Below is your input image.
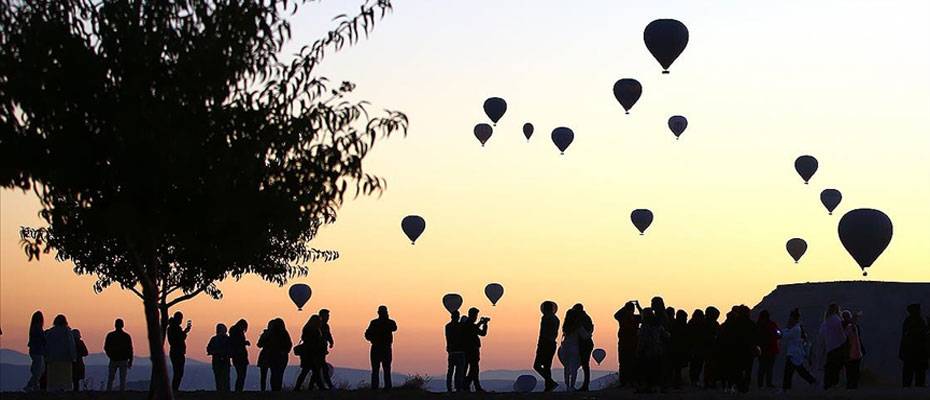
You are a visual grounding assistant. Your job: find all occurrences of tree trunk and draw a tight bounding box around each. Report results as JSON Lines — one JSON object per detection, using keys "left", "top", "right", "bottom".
{"left": 142, "top": 282, "right": 174, "bottom": 400}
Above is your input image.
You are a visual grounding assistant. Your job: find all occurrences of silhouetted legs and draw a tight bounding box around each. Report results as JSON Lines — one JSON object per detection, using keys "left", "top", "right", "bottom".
{"left": 446, "top": 351, "right": 466, "bottom": 392}
{"left": 211, "top": 360, "right": 230, "bottom": 392}
{"left": 170, "top": 354, "right": 185, "bottom": 392}
{"left": 107, "top": 361, "right": 128, "bottom": 391}
{"left": 321, "top": 360, "right": 334, "bottom": 389}
{"left": 757, "top": 355, "right": 774, "bottom": 388}
{"left": 370, "top": 347, "right": 392, "bottom": 390}
{"left": 25, "top": 354, "right": 44, "bottom": 391}
{"left": 845, "top": 359, "right": 860, "bottom": 389}
{"left": 579, "top": 339, "right": 593, "bottom": 391}
{"left": 259, "top": 366, "right": 269, "bottom": 391}
{"left": 270, "top": 362, "right": 286, "bottom": 391}
{"left": 533, "top": 341, "right": 557, "bottom": 391}
{"left": 233, "top": 362, "right": 247, "bottom": 392}
{"left": 823, "top": 346, "right": 845, "bottom": 389}
{"left": 783, "top": 359, "right": 815, "bottom": 390}
{"left": 902, "top": 361, "right": 927, "bottom": 387}
{"left": 294, "top": 367, "right": 310, "bottom": 391}
{"left": 464, "top": 351, "right": 483, "bottom": 391}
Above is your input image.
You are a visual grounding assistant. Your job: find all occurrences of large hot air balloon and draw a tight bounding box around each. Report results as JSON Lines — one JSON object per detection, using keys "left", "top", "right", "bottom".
{"left": 289, "top": 284, "right": 312, "bottom": 310}
{"left": 820, "top": 189, "right": 842, "bottom": 215}
{"left": 644, "top": 19, "right": 689, "bottom": 74}
{"left": 785, "top": 238, "right": 807, "bottom": 263}
{"left": 551, "top": 127, "right": 574, "bottom": 154}
{"left": 401, "top": 215, "right": 426, "bottom": 245}
{"left": 592, "top": 348, "right": 607, "bottom": 365}
{"left": 474, "top": 123, "right": 492, "bottom": 147}
{"left": 668, "top": 115, "right": 688, "bottom": 140}
{"left": 794, "top": 155, "right": 818, "bottom": 184}
{"left": 513, "top": 375, "right": 537, "bottom": 393}
{"left": 613, "top": 79, "right": 642, "bottom": 114}
{"left": 442, "top": 293, "right": 463, "bottom": 313}
{"left": 485, "top": 283, "right": 504, "bottom": 306}
{"left": 523, "top": 123, "right": 534, "bottom": 141}
{"left": 631, "top": 209, "right": 654, "bottom": 235}
{"left": 483, "top": 97, "right": 507, "bottom": 125}
{"left": 838, "top": 209, "right": 893, "bottom": 276}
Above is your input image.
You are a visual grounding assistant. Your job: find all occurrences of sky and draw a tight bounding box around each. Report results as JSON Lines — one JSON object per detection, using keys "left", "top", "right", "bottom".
{"left": 2, "top": 0, "right": 929, "bottom": 374}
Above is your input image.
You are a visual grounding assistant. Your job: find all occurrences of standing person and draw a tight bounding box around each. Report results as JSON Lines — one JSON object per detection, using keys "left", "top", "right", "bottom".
{"left": 257, "top": 320, "right": 274, "bottom": 391}
{"left": 44, "top": 315, "right": 76, "bottom": 392}
{"left": 669, "top": 309, "right": 690, "bottom": 388}
{"left": 462, "top": 307, "right": 490, "bottom": 392}
{"left": 206, "top": 323, "right": 231, "bottom": 392}
{"left": 573, "top": 304, "right": 595, "bottom": 391}
{"left": 445, "top": 310, "right": 466, "bottom": 392}
{"left": 614, "top": 301, "right": 642, "bottom": 388}
{"left": 782, "top": 308, "right": 817, "bottom": 390}
{"left": 819, "top": 303, "right": 847, "bottom": 389}
{"left": 636, "top": 308, "right": 669, "bottom": 394}
{"left": 900, "top": 304, "right": 928, "bottom": 387}
{"left": 686, "top": 309, "right": 706, "bottom": 387}
{"left": 756, "top": 310, "right": 780, "bottom": 388}
{"left": 167, "top": 312, "right": 191, "bottom": 392}
{"left": 104, "top": 318, "right": 133, "bottom": 392}
{"left": 533, "top": 301, "right": 560, "bottom": 392}
{"left": 71, "top": 329, "right": 89, "bottom": 391}
{"left": 364, "top": 305, "right": 397, "bottom": 390}
{"left": 257, "top": 318, "right": 292, "bottom": 391}
{"left": 24, "top": 311, "right": 46, "bottom": 392}
{"left": 559, "top": 308, "right": 585, "bottom": 391}
{"left": 294, "top": 315, "right": 326, "bottom": 391}
{"left": 319, "top": 309, "right": 335, "bottom": 389}
{"left": 702, "top": 306, "right": 721, "bottom": 389}
{"left": 843, "top": 311, "right": 863, "bottom": 389}
{"left": 229, "top": 319, "right": 250, "bottom": 392}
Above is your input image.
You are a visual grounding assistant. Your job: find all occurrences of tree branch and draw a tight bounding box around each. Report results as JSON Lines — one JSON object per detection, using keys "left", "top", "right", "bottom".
{"left": 166, "top": 285, "right": 208, "bottom": 308}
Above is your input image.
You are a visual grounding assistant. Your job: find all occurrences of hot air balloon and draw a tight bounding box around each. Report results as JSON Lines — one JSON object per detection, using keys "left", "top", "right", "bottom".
{"left": 551, "top": 127, "right": 574, "bottom": 154}
{"left": 668, "top": 115, "right": 688, "bottom": 140}
{"left": 289, "top": 284, "right": 312, "bottom": 310}
{"left": 631, "top": 209, "right": 654, "bottom": 235}
{"left": 820, "top": 189, "right": 842, "bottom": 215}
{"left": 644, "top": 19, "right": 689, "bottom": 74}
{"left": 794, "top": 155, "right": 818, "bottom": 184}
{"left": 513, "top": 375, "right": 537, "bottom": 393}
{"left": 485, "top": 283, "right": 504, "bottom": 306}
{"left": 474, "top": 123, "right": 492, "bottom": 147}
{"left": 523, "top": 123, "right": 534, "bottom": 141}
{"left": 839, "top": 209, "right": 893, "bottom": 276}
{"left": 592, "top": 348, "right": 607, "bottom": 365}
{"left": 401, "top": 215, "right": 426, "bottom": 245}
{"left": 442, "top": 293, "right": 463, "bottom": 313}
{"left": 785, "top": 238, "right": 807, "bottom": 263}
{"left": 483, "top": 97, "right": 507, "bottom": 125}
{"left": 613, "top": 79, "right": 642, "bottom": 114}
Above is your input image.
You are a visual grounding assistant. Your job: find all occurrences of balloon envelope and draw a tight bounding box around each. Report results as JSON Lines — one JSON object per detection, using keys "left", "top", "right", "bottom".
{"left": 592, "top": 348, "right": 607, "bottom": 365}
{"left": 551, "top": 127, "right": 574, "bottom": 154}
{"left": 785, "top": 238, "right": 807, "bottom": 263}
{"left": 513, "top": 374, "right": 537, "bottom": 393}
{"left": 794, "top": 155, "right": 818, "bottom": 184}
{"left": 613, "top": 79, "right": 642, "bottom": 114}
{"left": 838, "top": 209, "right": 893, "bottom": 276}
{"left": 668, "top": 115, "right": 688, "bottom": 139}
{"left": 485, "top": 283, "right": 504, "bottom": 306}
{"left": 631, "top": 209, "right": 654, "bottom": 235}
{"left": 288, "top": 284, "right": 312, "bottom": 310}
{"left": 644, "top": 19, "right": 689, "bottom": 73}
{"left": 483, "top": 97, "right": 507, "bottom": 124}
{"left": 442, "top": 293, "right": 463, "bottom": 313}
{"left": 474, "top": 123, "right": 493, "bottom": 147}
{"left": 401, "top": 215, "right": 426, "bottom": 244}
{"left": 523, "top": 123, "right": 534, "bottom": 141}
{"left": 820, "top": 189, "right": 842, "bottom": 215}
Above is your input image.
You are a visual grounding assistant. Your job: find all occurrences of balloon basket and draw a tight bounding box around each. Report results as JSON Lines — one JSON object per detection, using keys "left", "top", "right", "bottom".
{"left": 662, "top": 70, "right": 670, "bottom": 74}
{"left": 625, "top": 111, "right": 630, "bottom": 115}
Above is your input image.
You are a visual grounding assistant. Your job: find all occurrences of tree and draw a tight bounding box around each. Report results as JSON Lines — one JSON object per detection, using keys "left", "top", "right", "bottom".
{"left": 0, "top": 1, "right": 407, "bottom": 398}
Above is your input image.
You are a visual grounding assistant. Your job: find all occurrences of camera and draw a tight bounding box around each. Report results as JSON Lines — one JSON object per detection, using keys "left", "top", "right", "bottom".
{"left": 479, "top": 316, "right": 491, "bottom": 323}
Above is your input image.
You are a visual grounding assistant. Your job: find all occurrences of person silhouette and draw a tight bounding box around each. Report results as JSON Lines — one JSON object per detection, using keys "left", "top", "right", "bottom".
{"left": 755, "top": 309, "right": 780, "bottom": 389}
{"left": 614, "top": 301, "right": 642, "bottom": 388}
{"left": 25, "top": 311, "right": 46, "bottom": 392}
{"left": 843, "top": 310, "right": 863, "bottom": 389}
{"left": 257, "top": 318, "right": 292, "bottom": 391}
{"left": 560, "top": 307, "right": 590, "bottom": 391}
{"left": 206, "top": 323, "right": 231, "bottom": 392}
{"left": 445, "top": 310, "right": 466, "bottom": 392}
{"left": 702, "top": 306, "right": 721, "bottom": 389}
{"left": 636, "top": 308, "right": 669, "bottom": 394}
{"left": 572, "top": 304, "right": 595, "bottom": 391}
{"left": 686, "top": 309, "right": 705, "bottom": 386}
{"left": 229, "top": 319, "right": 250, "bottom": 392}
{"left": 462, "top": 307, "right": 490, "bottom": 392}
{"left": 44, "top": 315, "right": 76, "bottom": 392}
{"left": 533, "top": 301, "right": 560, "bottom": 392}
{"left": 167, "top": 312, "right": 191, "bottom": 392}
{"left": 782, "top": 308, "right": 816, "bottom": 390}
{"left": 294, "top": 315, "right": 326, "bottom": 391}
{"left": 104, "top": 318, "right": 133, "bottom": 392}
{"left": 71, "top": 329, "right": 88, "bottom": 391}
{"left": 319, "top": 309, "right": 335, "bottom": 389}
{"left": 900, "top": 304, "right": 927, "bottom": 387}
{"left": 364, "top": 305, "right": 397, "bottom": 390}
{"left": 819, "top": 303, "right": 846, "bottom": 389}
{"left": 669, "top": 309, "right": 689, "bottom": 388}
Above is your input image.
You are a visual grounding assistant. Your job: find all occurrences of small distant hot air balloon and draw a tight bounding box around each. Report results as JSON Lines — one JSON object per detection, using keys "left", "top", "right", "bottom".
{"left": 592, "top": 348, "right": 607, "bottom": 365}
{"left": 820, "top": 189, "right": 842, "bottom": 215}
{"left": 483, "top": 97, "right": 507, "bottom": 125}
{"left": 474, "top": 123, "right": 493, "bottom": 147}
{"left": 523, "top": 123, "right": 534, "bottom": 141}
{"left": 631, "top": 209, "right": 654, "bottom": 235}
{"left": 485, "top": 283, "right": 504, "bottom": 306}
{"left": 839, "top": 209, "right": 893, "bottom": 277}
{"left": 289, "top": 284, "right": 312, "bottom": 310}
{"left": 794, "top": 155, "right": 818, "bottom": 184}
{"left": 644, "top": 19, "right": 689, "bottom": 74}
{"left": 551, "top": 127, "right": 574, "bottom": 154}
{"left": 613, "top": 79, "right": 642, "bottom": 114}
{"left": 513, "top": 375, "right": 537, "bottom": 393}
{"left": 668, "top": 115, "right": 688, "bottom": 140}
{"left": 442, "top": 293, "right": 463, "bottom": 313}
{"left": 785, "top": 238, "right": 807, "bottom": 263}
{"left": 401, "top": 215, "right": 426, "bottom": 245}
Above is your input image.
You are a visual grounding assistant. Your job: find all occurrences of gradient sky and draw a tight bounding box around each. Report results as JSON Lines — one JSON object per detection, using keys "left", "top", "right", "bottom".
{"left": 2, "top": 0, "right": 929, "bottom": 374}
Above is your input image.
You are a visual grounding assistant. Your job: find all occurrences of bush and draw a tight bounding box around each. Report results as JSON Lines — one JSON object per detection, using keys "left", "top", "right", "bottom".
{"left": 399, "top": 374, "right": 431, "bottom": 391}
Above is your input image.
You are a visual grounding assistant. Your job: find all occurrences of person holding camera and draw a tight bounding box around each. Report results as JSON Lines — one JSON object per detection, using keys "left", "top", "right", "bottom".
{"left": 462, "top": 307, "right": 489, "bottom": 392}
{"left": 167, "top": 312, "right": 192, "bottom": 392}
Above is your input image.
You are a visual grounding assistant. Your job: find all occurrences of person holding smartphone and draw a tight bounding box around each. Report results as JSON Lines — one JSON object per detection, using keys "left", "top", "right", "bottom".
{"left": 167, "top": 312, "right": 192, "bottom": 392}
{"left": 462, "top": 308, "right": 490, "bottom": 392}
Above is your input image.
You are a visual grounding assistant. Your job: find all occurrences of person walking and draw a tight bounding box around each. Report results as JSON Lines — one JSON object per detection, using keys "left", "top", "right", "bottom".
{"left": 229, "top": 319, "right": 250, "bottom": 392}
{"left": 71, "top": 329, "right": 89, "bottom": 391}
{"left": 573, "top": 304, "right": 595, "bottom": 391}
{"left": 44, "top": 315, "right": 76, "bottom": 392}
{"left": 843, "top": 311, "right": 863, "bottom": 389}
{"left": 782, "top": 308, "right": 817, "bottom": 391}
{"left": 206, "top": 323, "right": 231, "bottom": 392}
{"left": 167, "top": 312, "right": 191, "bottom": 392}
{"left": 819, "top": 303, "right": 847, "bottom": 389}
{"left": 104, "top": 319, "right": 133, "bottom": 392}
{"left": 445, "top": 310, "right": 466, "bottom": 392}
{"left": 900, "top": 304, "right": 927, "bottom": 387}
{"left": 294, "top": 315, "right": 326, "bottom": 391}
{"left": 462, "top": 307, "right": 490, "bottom": 392}
{"left": 24, "top": 311, "right": 46, "bottom": 392}
{"left": 533, "top": 301, "right": 560, "bottom": 392}
{"left": 257, "top": 318, "right": 292, "bottom": 391}
{"left": 364, "top": 305, "right": 397, "bottom": 390}
{"left": 756, "top": 310, "right": 780, "bottom": 388}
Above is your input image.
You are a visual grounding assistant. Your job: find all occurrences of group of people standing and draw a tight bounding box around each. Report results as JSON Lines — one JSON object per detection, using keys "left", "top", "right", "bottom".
{"left": 443, "top": 307, "right": 491, "bottom": 392}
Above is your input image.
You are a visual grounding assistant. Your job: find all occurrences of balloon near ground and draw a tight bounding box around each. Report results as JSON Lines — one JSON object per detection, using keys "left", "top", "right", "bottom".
{"left": 401, "top": 215, "right": 426, "bottom": 244}
{"left": 551, "top": 127, "right": 574, "bottom": 154}
{"left": 820, "top": 189, "right": 842, "bottom": 215}
{"left": 442, "top": 293, "right": 463, "bottom": 313}
{"left": 631, "top": 209, "right": 654, "bottom": 235}
{"left": 592, "top": 348, "right": 607, "bottom": 365}
{"left": 483, "top": 97, "right": 507, "bottom": 125}
{"left": 785, "top": 238, "right": 807, "bottom": 264}
{"left": 644, "top": 19, "right": 689, "bottom": 74}
{"left": 668, "top": 115, "right": 688, "bottom": 139}
{"left": 613, "top": 79, "right": 642, "bottom": 114}
{"left": 485, "top": 283, "right": 504, "bottom": 306}
{"left": 288, "top": 284, "right": 312, "bottom": 311}
{"left": 794, "top": 155, "right": 818, "bottom": 184}
{"left": 838, "top": 209, "right": 893, "bottom": 277}
{"left": 474, "top": 123, "right": 493, "bottom": 147}
{"left": 513, "top": 374, "right": 537, "bottom": 393}
{"left": 523, "top": 122, "right": 534, "bottom": 141}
